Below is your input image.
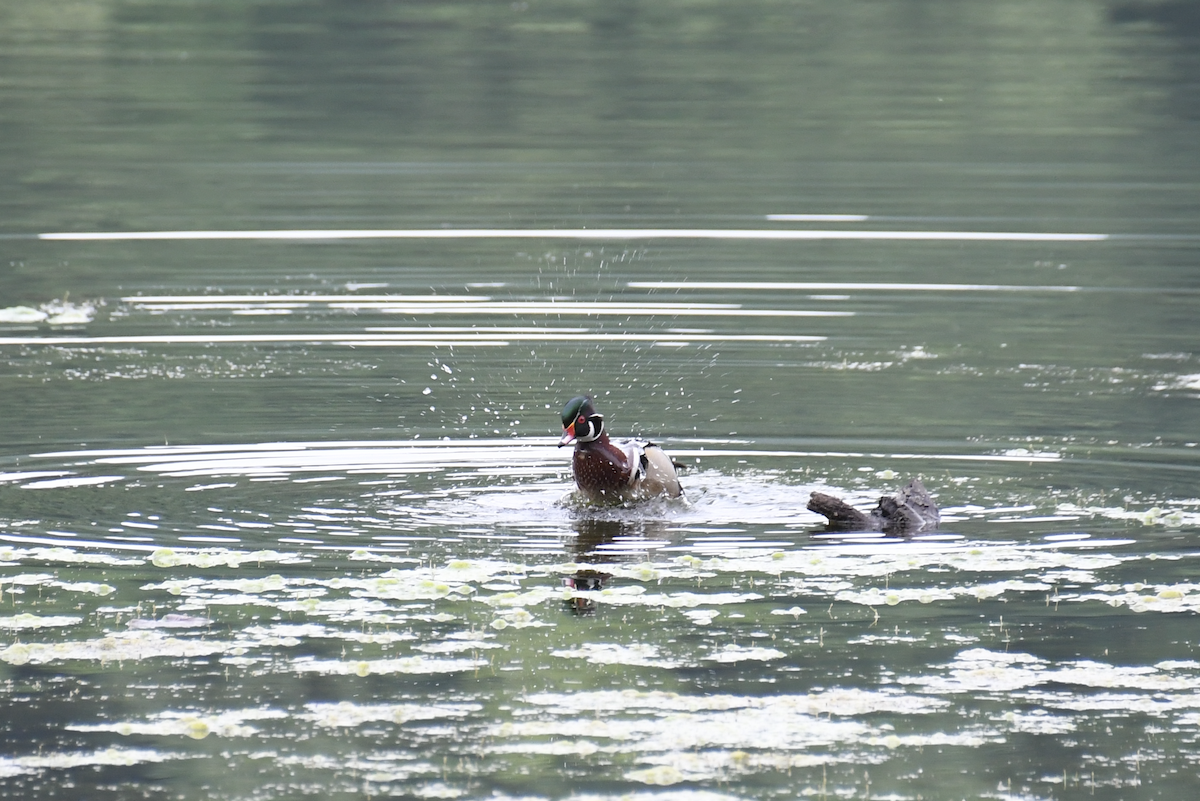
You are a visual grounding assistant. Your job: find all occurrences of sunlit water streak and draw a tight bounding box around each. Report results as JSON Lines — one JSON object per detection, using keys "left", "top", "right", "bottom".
{"left": 633, "top": 280, "right": 1088, "bottom": 292}
{"left": 630, "top": 280, "right": 1200, "bottom": 294}
{"left": 118, "top": 294, "right": 850, "bottom": 317}
{"left": 36, "top": 228, "right": 1111, "bottom": 241}
{"left": 765, "top": 214, "right": 870, "bottom": 222}
{"left": 0, "top": 293, "right": 842, "bottom": 349}
{"left": 0, "top": 332, "right": 824, "bottom": 347}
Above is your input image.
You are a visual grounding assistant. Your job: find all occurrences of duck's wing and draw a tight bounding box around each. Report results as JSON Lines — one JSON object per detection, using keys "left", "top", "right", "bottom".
{"left": 621, "top": 439, "right": 683, "bottom": 499}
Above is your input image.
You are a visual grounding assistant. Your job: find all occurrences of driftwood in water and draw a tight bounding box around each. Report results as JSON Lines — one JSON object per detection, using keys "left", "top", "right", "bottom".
{"left": 807, "top": 478, "right": 940, "bottom": 536}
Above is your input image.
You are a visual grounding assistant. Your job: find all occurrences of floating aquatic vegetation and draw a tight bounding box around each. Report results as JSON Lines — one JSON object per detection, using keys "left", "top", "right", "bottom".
{"left": 0, "top": 747, "right": 182, "bottom": 779}
{"left": 0, "top": 546, "right": 142, "bottom": 566}
{"left": 634, "top": 540, "right": 1133, "bottom": 587}
{"left": 358, "top": 767, "right": 451, "bottom": 789}
{"left": 141, "top": 577, "right": 204, "bottom": 595}
{"left": 992, "top": 709, "right": 1078, "bottom": 735}
{"left": 479, "top": 587, "right": 562, "bottom": 608}
{"left": 292, "top": 654, "right": 487, "bottom": 676}
{"left": 1046, "top": 661, "right": 1200, "bottom": 692}
{"left": 520, "top": 689, "right": 950, "bottom": 718}
{"left": 835, "top": 586, "right": 955, "bottom": 607}
{"left": 55, "top": 580, "right": 116, "bottom": 596}
{"left": 301, "top": 701, "right": 482, "bottom": 729}
{"left": 126, "top": 613, "right": 213, "bottom": 629}
{"left": 565, "top": 793, "right": 745, "bottom": 801}
{"left": 625, "top": 766, "right": 689, "bottom": 786}
{"left": 149, "top": 547, "right": 304, "bottom": 568}
{"left": 556, "top": 586, "right": 763, "bottom": 610}
{"left": 1070, "top": 582, "right": 1200, "bottom": 614}
{"left": 834, "top": 578, "right": 1054, "bottom": 608}
{"left": 199, "top": 574, "right": 291, "bottom": 593}
{"left": 862, "top": 731, "right": 993, "bottom": 750}
{"left": 0, "top": 631, "right": 238, "bottom": 666}
{"left": 682, "top": 608, "right": 720, "bottom": 625}
{"left": 407, "top": 781, "right": 467, "bottom": 798}
{"left": 415, "top": 637, "right": 502, "bottom": 654}
{"left": 488, "top": 606, "right": 550, "bottom": 629}
{"left": 488, "top": 703, "right": 878, "bottom": 770}
{"left": 899, "top": 649, "right": 1200, "bottom": 696}
{"left": 68, "top": 708, "right": 288, "bottom": 740}
{"left": 0, "top": 572, "right": 56, "bottom": 593}
{"left": 272, "top": 596, "right": 407, "bottom": 622}
{"left": 705, "top": 644, "right": 786, "bottom": 663}
{"left": 0, "top": 573, "right": 115, "bottom": 596}
{"left": 847, "top": 632, "right": 927, "bottom": 645}
{"left": 633, "top": 750, "right": 839, "bottom": 785}
{"left": 0, "top": 613, "right": 82, "bottom": 630}
{"left": 898, "top": 649, "right": 1049, "bottom": 694}
{"left": 1056, "top": 502, "right": 1196, "bottom": 527}
{"left": 550, "top": 642, "right": 684, "bottom": 669}
{"left": 240, "top": 622, "right": 416, "bottom": 647}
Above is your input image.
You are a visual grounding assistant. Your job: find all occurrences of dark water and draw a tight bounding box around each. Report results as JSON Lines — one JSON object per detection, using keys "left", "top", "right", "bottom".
{"left": 2, "top": 2, "right": 1200, "bottom": 799}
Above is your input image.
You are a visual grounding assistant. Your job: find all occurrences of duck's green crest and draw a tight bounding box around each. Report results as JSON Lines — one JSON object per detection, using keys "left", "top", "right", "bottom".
{"left": 561, "top": 395, "right": 595, "bottom": 427}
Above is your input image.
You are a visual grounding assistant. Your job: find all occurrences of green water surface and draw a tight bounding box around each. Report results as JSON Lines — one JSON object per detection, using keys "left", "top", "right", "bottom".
{"left": 2, "top": 2, "right": 1200, "bottom": 799}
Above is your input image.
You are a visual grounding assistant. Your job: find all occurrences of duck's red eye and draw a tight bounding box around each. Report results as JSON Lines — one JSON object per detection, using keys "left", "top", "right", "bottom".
{"left": 577, "top": 415, "right": 586, "bottom": 425}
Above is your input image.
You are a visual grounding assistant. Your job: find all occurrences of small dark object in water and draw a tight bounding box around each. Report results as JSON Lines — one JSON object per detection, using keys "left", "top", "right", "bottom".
{"left": 807, "top": 478, "right": 940, "bottom": 536}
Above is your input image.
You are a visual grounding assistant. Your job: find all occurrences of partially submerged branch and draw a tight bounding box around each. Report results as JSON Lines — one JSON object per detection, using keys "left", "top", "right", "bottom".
{"left": 808, "top": 478, "right": 940, "bottom": 536}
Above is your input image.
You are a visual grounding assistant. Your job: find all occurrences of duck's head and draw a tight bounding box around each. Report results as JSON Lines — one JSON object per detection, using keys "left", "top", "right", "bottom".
{"left": 559, "top": 395, "right": 604, "bottom": 447}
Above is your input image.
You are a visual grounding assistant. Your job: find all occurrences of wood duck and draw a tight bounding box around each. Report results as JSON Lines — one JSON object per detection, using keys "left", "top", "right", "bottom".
{"left": 558, "top": 395, "right": 683, "bottom": 505}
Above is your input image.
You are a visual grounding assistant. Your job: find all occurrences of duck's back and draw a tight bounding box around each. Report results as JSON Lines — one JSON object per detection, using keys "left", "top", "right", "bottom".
{"left": 637, "top": 443, "right": 683, "bottom": 499}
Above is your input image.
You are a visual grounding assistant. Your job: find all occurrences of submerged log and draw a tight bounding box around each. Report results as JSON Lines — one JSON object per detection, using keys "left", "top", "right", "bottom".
{"left": 807, "top": 478, "right": 940, "bottom": 536}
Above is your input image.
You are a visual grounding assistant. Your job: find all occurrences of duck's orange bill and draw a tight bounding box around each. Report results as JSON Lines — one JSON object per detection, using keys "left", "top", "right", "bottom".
{"left": 558, "top": 423, "right": 577, "bottom": 447}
